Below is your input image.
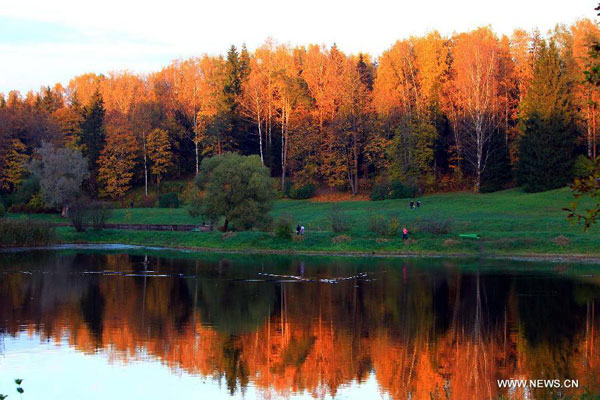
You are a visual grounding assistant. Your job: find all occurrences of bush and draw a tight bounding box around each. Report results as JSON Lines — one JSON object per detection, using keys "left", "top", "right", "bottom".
{"left": 368, "top": 213, "right": 401, "bottom": 236}
{"left": 158, "top": 192, "right": 179, "bottom": 208}
{"left": 388, "top": 180, "right": 416, "bottom": 199}
{"left": 88, "top": 201, "right": 113, "bottom": 231}
{"left": 6, "top": 176, "right": 40, "bottom": 208}
{"left": 0, "top": 219, "right": 55, "bottom": 247}
{"left": 415, "top": 215, "right": 454, "bottom": 234}
{"left": 289, "top": 183, "right": 315, "bottom": 199}
{"left": 274, "top": 214, "right": 294, "bottom": 240}
{"left": 332, "top": 235, "right": 351, "bottom": 243}
{"left": 328, "top": 204, "right": 350, "bottom": 233}
{"left": 7, "top": 203, "right": 27, "bottom": 213}
{"left": 370, "top": 180, "right": 415, "bottom": 200}
{"left": 368, "top": 214, "right": 388, "bottom": 235}
{"left": 181, "top": 182, "right": 201, "bottom": 205}
{"left": 386, "top": 216, "right": 401, "bottom": 236}
{"left": 187, "top": 194, "right": 203, "bottom": 218}
{"left": 370, "top": 183, "right": 389, "bottom": 201}
{"left": 69, "top": 199, "right": 89, "bottom": 232}
{"left": 138, "top": 194, "right": 158, "bottom": 208}
{"left": 69, "top": 200, "right": 113, "bottom": 231}
{"left": 573, "top": 155, "right": 594, "bottom": 179}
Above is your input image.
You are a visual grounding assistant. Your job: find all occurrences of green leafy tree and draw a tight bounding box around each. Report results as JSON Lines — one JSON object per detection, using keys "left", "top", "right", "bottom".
{"left": 517, "top": 41, "right": 577, "bottom": 192}
{"left": 566, "top": 157, "right": 600, "bottom": 230}
{"left": 388, "top": 118, "right": 437, "bottom": 191}
{"left": 195, "top": 153, "right": 274, "bottom": 231}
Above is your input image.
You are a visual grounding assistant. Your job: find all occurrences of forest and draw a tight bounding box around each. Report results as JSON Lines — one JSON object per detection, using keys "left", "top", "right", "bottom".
{"left": 1, "top": 21, "right": 600, "bottom": 206}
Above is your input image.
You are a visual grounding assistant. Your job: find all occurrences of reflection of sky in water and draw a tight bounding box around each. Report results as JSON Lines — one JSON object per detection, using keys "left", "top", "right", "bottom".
{"left": 0, "top": 334, "right": 388, "bottom": 400}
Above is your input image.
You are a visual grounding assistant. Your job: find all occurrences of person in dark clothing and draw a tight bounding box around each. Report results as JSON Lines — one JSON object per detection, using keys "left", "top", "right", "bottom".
{"left": 410, "top": 201, "right": 414, "bottom": 209}
{"left": 417, "top": 201, "right": 421, "bottom": 208}
{"left": 130, "top": 201, "right": 134, "bottom": 208}
{"left": 296, "top": 225, "right": 301, "bottom": 235}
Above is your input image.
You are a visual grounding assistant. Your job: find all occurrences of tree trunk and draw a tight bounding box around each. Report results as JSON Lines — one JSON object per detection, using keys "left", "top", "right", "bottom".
{"left": 280, "top": 106, "right": 288, "bottom": 192}
{"left": 223, "top": 217, "right": 229, "bottom": 232}
{"left": 143, "top": 130, "right": 148, "bottom": 196}
{"left": 195, "top": 139, "right": 199, "bottom": 175}
{"left": 257, "top": 101, "right": 264, "bottom": 164}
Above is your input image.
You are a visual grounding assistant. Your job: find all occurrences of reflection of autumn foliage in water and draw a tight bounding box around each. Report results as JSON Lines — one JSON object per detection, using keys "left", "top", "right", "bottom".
{"left": 0, "top": 252, "right": 599, "bottom": 399}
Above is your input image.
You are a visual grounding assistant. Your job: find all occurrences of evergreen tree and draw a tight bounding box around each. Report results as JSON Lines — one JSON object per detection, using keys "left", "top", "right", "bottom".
{"left": 517, "top": 41, "right": 578, "bottom": 192}
{"left": 221, "top": 44, "right": 252, "bottom": 153}
{"left": 80, "top": 90, "right": 106, "bottom": 196}
{"left": 480, "top": 130, "right": 512, "bottom": 192}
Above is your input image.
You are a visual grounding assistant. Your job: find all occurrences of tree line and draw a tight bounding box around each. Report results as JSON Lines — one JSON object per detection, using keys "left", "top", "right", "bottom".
{"left": 1, "top": 21, "right": 600, "bottom": 204}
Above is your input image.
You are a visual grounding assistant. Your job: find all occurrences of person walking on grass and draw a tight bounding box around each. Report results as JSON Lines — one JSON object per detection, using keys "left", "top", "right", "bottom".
{"left": 402, "top": 227, "right": 408, "bottom": 240}
{"left": 300, "top": 225, "right": 305, "bottom": 235}
{"left": 296, "top": 225, "right": 301, "bottom": 235}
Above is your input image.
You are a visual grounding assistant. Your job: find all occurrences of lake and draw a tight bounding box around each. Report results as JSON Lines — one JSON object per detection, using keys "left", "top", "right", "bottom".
{"left": 0, "top": 246, "right": 598, "bottom": 399}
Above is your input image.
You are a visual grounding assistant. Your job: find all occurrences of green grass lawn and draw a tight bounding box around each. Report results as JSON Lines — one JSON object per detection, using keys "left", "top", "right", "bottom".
{"left": 7, "top": 187, "right": 600, "bottom": 257}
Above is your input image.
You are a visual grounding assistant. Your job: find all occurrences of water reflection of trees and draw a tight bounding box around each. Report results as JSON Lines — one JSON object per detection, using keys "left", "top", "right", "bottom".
{"left": 0, "top": 252, "right": 599, "bottom": 399}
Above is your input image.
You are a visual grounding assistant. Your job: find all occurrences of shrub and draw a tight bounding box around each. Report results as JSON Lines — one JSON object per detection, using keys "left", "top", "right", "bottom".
{"left": 388, "top": 180, "right": 416, "bottom": 199}
{"left": 69, "top": 199, "right": 90, "bottom": 232}
{"left": 0, "top": 219, "right": 55, "bottom": 247}
{"left": 289, "top": 183, "right": 315, "bottom": 199}
{"left": 416, "top": 215, "right": 454, "bottom": 234}
{"left": 274, "top": 214, "right": 294, "bottom": 240}
{"left": 187, "top": 194, "right": 203, "bottom": 218}
{"left": 386, "top": 216, "right": 401, "bottom": 236}
{"left": 552, "top": 235, "right": 570, "bottom": 246}
{"left": 368, "top": 214, "right": 388, "bottom": 235}
{"left": 573, "top": 155, "right": 594, "bottom": 178}
{"left": 332, "top": 235, "right": 351, "bottom": 243}
{"left": 368, "top": 213, "right": 401, "bottom": 236}
{"left": 6, "top": 176, "right": 40, "bottom": 208}
{"left": 138, "top": 194, "right": 158, "bottom": 208}
{"left": 23, "top": 193, "right": 49, "bottom": 213}
{"left": 158, "top": 192, "right": 179, "bottom": 208}
{"left": 328, "top": 204, "right": 350, "bottom": 233}
{"left": 88, "top": 201, "right": 113, "bottom": 231}
{"left": 370, "top": 183, "right": 389, "bottom": 201}
{"left": 7, "top": 203, "right": 27, "bottom": 213}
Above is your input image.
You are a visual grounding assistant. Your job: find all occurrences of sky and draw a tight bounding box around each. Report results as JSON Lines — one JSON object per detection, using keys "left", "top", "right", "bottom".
{"left": 0, "top": 0, "right": 596, "bottom": 95}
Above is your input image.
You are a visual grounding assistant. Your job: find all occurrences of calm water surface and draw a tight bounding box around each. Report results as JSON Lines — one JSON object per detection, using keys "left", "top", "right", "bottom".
{"left": 0, "top": 248, "right": 599, "bottom": 399}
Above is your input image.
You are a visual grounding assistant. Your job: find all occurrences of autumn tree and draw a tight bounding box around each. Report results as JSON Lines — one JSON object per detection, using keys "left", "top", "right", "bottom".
{"left": 147, "top": 128, "right": 173, "bottom": 192}
{"left": 98, "top": 124, "right": 138, "bottom": 199}
{"left": 0, "top": 138, "right": 28, "bottom": 192}
{"left": 449, "top": 28, "right": 504, "bottom": 192}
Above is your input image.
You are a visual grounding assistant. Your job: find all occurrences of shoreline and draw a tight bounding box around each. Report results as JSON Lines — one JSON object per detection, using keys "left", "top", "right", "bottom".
{"left": 3, "top": 241, "right": 600, "bottom": 264}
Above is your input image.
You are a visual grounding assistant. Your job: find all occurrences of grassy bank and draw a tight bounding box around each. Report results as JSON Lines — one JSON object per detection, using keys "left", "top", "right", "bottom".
{"left": 8, "top": 187, "right": 597, "bottom": 257}
{"left": 0, "top": 219, "right": 56, "bottom": 247}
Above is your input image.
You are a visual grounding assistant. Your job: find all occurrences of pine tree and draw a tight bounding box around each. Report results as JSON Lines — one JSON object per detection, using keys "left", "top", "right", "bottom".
{"left": 80, "top": 90, "right": 106, "bottom": 196}
{"left": 517, "top": 41, "right": 578, "bottom": 192}
{"left": 480, "top": 130, "right": 512, "bottom": 192}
